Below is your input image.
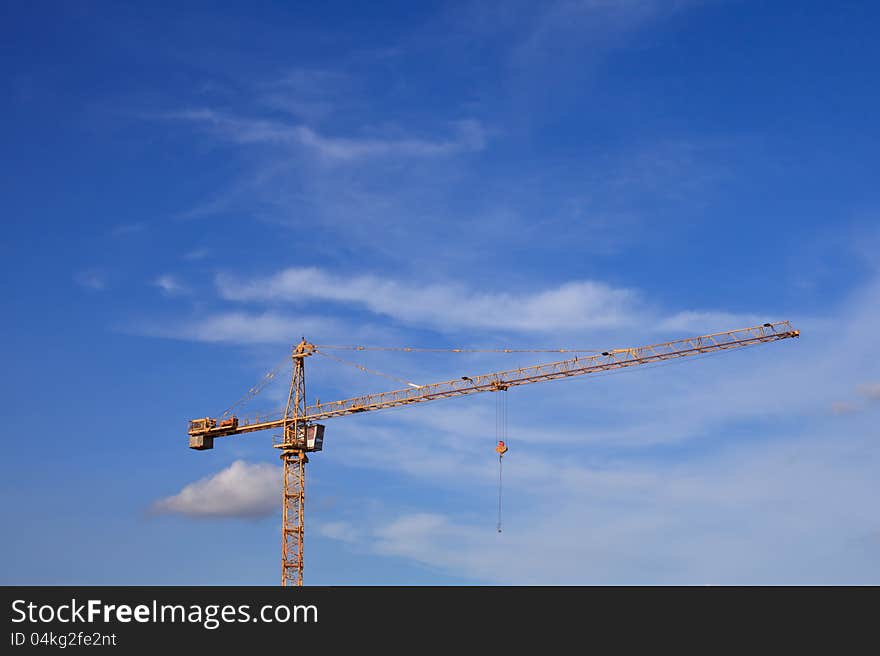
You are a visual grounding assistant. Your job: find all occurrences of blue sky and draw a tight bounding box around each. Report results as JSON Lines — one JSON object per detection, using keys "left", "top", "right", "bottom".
{"left": 2, "top": 1, "right": 879, "bottom": 584}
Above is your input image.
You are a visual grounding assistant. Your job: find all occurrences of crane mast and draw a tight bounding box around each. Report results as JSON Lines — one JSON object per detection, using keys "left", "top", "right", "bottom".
{"left": 279, "top": 339, "right": 312, "bottom": 587}
{"left": 187, "top": 321, "right": 800, "bottom": 586}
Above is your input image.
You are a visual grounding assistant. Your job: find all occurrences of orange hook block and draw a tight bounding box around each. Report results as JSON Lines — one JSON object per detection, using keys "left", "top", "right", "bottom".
{"left": 496, "top": 440, "right": 508, "bottom": 456}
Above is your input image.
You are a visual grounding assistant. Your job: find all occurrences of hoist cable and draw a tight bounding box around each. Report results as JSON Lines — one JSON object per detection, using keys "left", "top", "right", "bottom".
{"left": 498, "top": 453, "right": 504, "bottom": 534}
{"left": 496, "top": 389, "right": 507, "bottom": 533}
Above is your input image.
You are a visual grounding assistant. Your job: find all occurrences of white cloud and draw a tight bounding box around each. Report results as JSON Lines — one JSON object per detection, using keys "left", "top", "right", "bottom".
{"left": 164, "top": 110, "right": 486, "bottom": 161}
{"left": 154, "top": 274, "right": 187, "bottom": 296}
{"left": 372, "top": 513, "right": 459, "bottom": 559}
{"left": 316, "top": 521, "right": 360, "bottom": 543}
{"left": 217, "top": 267, "right": 765, "bottom": 335}
{"left": 138, "top": 311, "right": 336, "bottom": 344}
{"left": 152, "top": 460, "right": 281, "bottom": 518}
{"left": 218, "top": 268, "right": 637, "bottom": 332}
{"left": 295, "top": 120, "right": 486, "bottom": 160}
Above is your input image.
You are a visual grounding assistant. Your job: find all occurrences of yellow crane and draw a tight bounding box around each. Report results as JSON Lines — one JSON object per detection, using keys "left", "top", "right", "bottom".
{"left": 187, "top": 321, "right": 799, "bottom": 586}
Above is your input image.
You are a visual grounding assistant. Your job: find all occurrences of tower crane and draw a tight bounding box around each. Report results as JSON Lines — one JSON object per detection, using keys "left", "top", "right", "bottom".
{"left": 187, "top": 321, "right": 799, "bottom": 586}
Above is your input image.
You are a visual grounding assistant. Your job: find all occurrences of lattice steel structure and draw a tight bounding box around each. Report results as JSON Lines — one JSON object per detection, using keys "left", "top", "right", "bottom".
{"left": 278, "top": 340, "right": 312, "bottom": 586}
{"left": 188, "top": 321, "right": 800, "bottom": 586}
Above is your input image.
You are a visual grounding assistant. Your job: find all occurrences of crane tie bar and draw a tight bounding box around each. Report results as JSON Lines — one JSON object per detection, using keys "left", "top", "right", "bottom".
{"left": 315, "top": 345, "right": 600, "bottom": 353}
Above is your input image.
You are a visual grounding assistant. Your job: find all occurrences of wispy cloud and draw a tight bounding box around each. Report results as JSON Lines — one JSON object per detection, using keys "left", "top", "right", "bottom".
{"left": 74, "top": 269, "right": 107, "bottom": 291}
{"left": 316, "top": 521, "right": 361, "bottom": 543}
{"left": 182, "top": 247, "right": 210, "bottom": 261}
{"left": 164, "top": 109, "right": 487, "bottom": 162}
{"left": 152, "top": 460, "right": 280, "bottom": 518}
{"left": 154, "top": 62, "right": 730, "bottom": 274}
{"left": 511, "top": 0, "right": 703, "bottom": 65}
{"left": 111, "top": 222, "right": 146, "bottom": 237}
{"left": 136, "top": 311, "right": 337, "bottom": 344}
{"left": 153, "top": 274, "right": 188, "bottom": 296}
{"left": 495, "top": 0, "right": 707, "bottom": 117}
{"left": 256, "top": 68, "right": 347, "bottom": 121}
{"left": 216, "top": 267, "right": 764, "bottom": 335}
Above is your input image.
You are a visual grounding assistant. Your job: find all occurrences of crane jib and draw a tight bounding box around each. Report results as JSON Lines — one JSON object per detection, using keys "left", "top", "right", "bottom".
{"left": 188, "top": 322, "right": 799, "bottom": 440}
{"left": 303, "top": 327, "right": 798, "bottom": 420}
